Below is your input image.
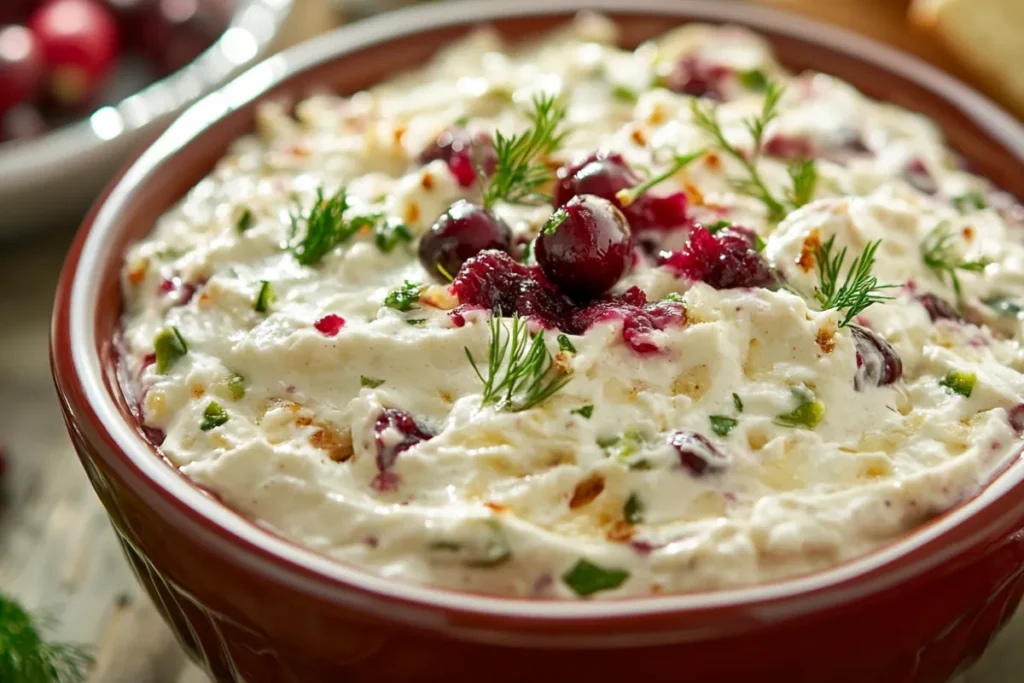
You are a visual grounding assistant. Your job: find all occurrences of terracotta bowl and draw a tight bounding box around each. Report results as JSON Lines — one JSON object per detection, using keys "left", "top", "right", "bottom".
{"left": 50, "top": 2, "right": 1024, "bottom": 681}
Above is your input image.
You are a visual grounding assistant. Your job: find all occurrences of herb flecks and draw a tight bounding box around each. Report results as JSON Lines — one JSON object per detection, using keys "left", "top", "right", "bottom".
{"left": 774, "top": 385, "right": 825, "bottom": 430}
{"left": 0, "top": 593, "right": 93, "bottom": 683}
{"left": 254, "top": 280, "right": 275, "bottom": 313}
{"left": 922, "top": 224, "right": 989, "bottom": 302}
{"left": 690, "top": 81, "right": 817, "bottom": 222}
{"left": 572, "top": 405, "right": 594, "bottom": 419}
{"left": 814, "top": 236, "right": 896, "bottom": 327}
{"left": 154, "top": 327, "right": 188, "bottom": 374}
{"left": 563, "top": 559, "right": 630, "bottom": 597}
{"left": 384, "top": 280, "right": 423, "bottom": 312}
{"left": 940, "top": 370, "right": 976, "bottom": 398}
{"left": 709, "top": 415, "right": 738, "bottom": 437}
{"left": 200, "top": 402, "right": 229, "bottom": 431}
{"left": 482, "top": 94, "right": 568, "bottom": 208}
{"left": 227, "top": 373, "right": 246, "bottom": 400}
{"left": 236, "top": 208, "right": 255, "bottom": 233}
{"left": 361, "top": 376, "right": 385, "bottom": 389}
{"left": 466, "top": 314, "right": 573, "bottom": 413}
{"left": 291, "top": 188, "right": 407, "bottom": 266}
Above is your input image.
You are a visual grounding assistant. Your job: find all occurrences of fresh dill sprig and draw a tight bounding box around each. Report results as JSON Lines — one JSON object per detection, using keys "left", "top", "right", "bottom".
{"left": 0, "top": 594, "right": 93, "bottom": 683}
{"left": 814, "top": 236, "right": 897, "bottom": 327}
{"left": 615, "top": 148, "right": 706, "bottom": 208}
{"left": 921, "top": 223, "right": 989, "bottom": 301}
{"left": 466, "top": 314, "right": 573, "bottom": 412}
{"left": 290, "top": 188, "right": 410, "bottom": 265}
{"left": 690, "top": 82, "right": 817, "bottom": 222}
{"left": 481, "top": 94, "right": 568, "bottom": 208}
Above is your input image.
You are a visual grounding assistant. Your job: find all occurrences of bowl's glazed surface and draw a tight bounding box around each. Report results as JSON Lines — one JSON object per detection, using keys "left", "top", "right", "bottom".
{"left": 51, "top": 2, "right": 1024, "bottom": 681}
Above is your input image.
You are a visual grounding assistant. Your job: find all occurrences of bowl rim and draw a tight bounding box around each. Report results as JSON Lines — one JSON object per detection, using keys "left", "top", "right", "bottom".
{"left": 53, "top": 0, "right": 1024, "bottom": 635}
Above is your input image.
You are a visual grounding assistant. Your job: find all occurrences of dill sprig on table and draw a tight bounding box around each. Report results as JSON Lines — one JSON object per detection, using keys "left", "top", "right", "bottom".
{"left": 0, "top": 594, "right": 92, "bottom": 683}
{"left": 814, "top": 236, "right": 897, "bottom": 327}
{"left": 690, "top": 81, "right": 817, "bottom": 222}
{"left": 290, "top": 188, "right": 411, "bottom": 266}
{"left": 481, "top": 94, "right": 568, "bottom": 208}
{"left": 921, "top": 223, "right": 989, "bottom": 302}
{"left": 466, "top": 314, "right": 573, "bottom": 412}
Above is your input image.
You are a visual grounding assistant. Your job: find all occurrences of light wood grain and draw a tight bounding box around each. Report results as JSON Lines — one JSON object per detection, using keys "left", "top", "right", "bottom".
{"left": 0, "top": 2, "right": 1020, "bottom": 682}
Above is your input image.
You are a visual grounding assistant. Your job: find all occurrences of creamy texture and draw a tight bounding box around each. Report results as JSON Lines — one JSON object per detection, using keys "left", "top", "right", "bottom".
{"left": 120, "top": 15, "right": 1024, "bottom": 598}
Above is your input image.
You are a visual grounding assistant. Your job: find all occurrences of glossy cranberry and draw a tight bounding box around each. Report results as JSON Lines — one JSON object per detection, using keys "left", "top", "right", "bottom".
{"left": 669, "top": 431, "right": 729, "bottom": 476}
{"left": 419, "top": 127, "right": 497, "bottom": 188}
{"left": 30, "top": 0, "right": 119, "bottom": 107}
{"left": 419, "top": 200, "right": 512, "bottom": 281}
{"left": 1008, "top": 405, "right": 1024, "bottom": 436}
{"left": 663, "top": 56, "right": 733, "bottom": 100}
{"left": 373, "top": 408, "right": 433, "bottom": 491}
{"left": 763, "top": 134, "right": 814, "bottom": 160}
{"left": 313, "top": 314, "right": 345, "bottom": 337}
{"left": 917, "top": 292, "right": 961, "bottom": 322}
{"left": 0, "top": 103, "right": 46, "bottom": 142}
{"left": 0, "top": 25, "right": 44, "bottom": 112}
{"left": 535, "top": 194, "right": 633, "bottom": 301}
{"left": 137, "top": 0, "right": 226, "bottom": 74}
{"left": 451, "top": 251, "right": 685, "bottom": 353}
{"left": 850, "top": 324, "right": 902, "bottom": 390}
{"left": 554, "top": 151, "right": 691, "bottom": 232}
{"left": 658, "top": 225, "right": 777, "bottom": 289}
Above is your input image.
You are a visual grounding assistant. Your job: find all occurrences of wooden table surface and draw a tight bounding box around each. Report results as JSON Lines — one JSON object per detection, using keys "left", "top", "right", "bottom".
{"left": 1, "top": 2, "right": 1021, "bottom": 682}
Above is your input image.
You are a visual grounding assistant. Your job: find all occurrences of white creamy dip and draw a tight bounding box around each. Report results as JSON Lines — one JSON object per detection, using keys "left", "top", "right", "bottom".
{"left": 120, "top": 15, "right": 1024, "bottom": 598}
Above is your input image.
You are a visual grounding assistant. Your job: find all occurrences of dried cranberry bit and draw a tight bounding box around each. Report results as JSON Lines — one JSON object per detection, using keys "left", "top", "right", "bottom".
{"left": 664, "top": 56, "right": 733, "bottom": 101}
{"left": 658, "top": 225, "right": 777, "bottom": 289}
{"left": 314, "top": 314, "right": 345, "bottom": 337}
{"left": 535, "top": 194, "right": 634, "bottom": 301}
{"left": 669, "top": 431, "right": 729, "bottom": 476}
{"left": 1008, "top": 405, "right": 1024, "bottom": 436}
{"left": 850, "top": 324, "right": 902, "bottom": 389}
{"left": 763, "top": 134, "right": 814, "bottom": 160}
{"left": 373, "top": 408, "right": 433, "bottom": 475}
{"left": 917, "top": 292, "right": 961, "bottom": 322}
{"left": 418, "top": 200, "right": 512, "bottom": 282}
{"left": 419, "top": 127, "right": 497, "bottom": 188}
{"left": 904, "top": 159, "right": 938, "bottom": 195}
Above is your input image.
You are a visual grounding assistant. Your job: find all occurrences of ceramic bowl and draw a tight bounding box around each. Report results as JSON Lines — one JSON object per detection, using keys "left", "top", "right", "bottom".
{"left": 50, "top": 2, "right": 1024, "bottom": 681}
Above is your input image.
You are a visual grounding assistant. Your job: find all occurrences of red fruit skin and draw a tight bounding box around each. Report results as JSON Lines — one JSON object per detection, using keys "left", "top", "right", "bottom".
{"left": 0, "top": 25, "right": 44, "bottom": 112}
{"left": 136, "top": 0, "right": 227, "bottom": 75}
{"left": 420, "top": 127, "right": 497, "bottom": 188}
{"left": 418, "top": 200, "right": 512, "bottom": 281}
{"left": 30, "top": 0, "right": 119, "bottom": 107}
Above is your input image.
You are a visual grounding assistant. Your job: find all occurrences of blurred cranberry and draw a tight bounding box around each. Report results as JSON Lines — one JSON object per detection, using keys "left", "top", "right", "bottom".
{"left": 102, "top": 0, "right": 153, "bottom": 37}
{"left": 0, "top": 103, "right": 47, "bottom": 142}
{"left": 30, "top": 0, "right": 119, "bottom": 108}
{"left": 0, "top": 1, "right": 42, "bottom": 25}
{"left": 138, "top": 0, "right": 226, "bottom": 75}
{"left": 0, "top": 25, "right": 44, "bottom": 112}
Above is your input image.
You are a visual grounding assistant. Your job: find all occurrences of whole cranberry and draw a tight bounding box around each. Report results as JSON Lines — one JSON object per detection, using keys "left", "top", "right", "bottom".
{"left": 917, "top": 292, "right": 961, "bottom": 322}
{"left": 30, "top": 0, "right": 119, "bottom": 108}
{"left": 554, "top": 150, "right": 690, "bottom": 232}
{"left": 0, "top": 103, "right": 46, "bottom": 143}
{"left": 658, "top": 225, "right": 777, "bottom": 290}
{"left": 669, "top": 431, "right": 729, "bottom": 476}
{"left": 419, "top": 200, "right": 512, "bottom": 281}
{"left": 663, "top": 56, "right": 733, "bottom": 100}
{"left": 0, "top": 26, "right": 44, "bottom": 112}
{"left": 419, "top": 127, "right": 497, "bottom": 188}
{"left": 850, "top": 324, "right": 902, "bottom": 389}
{"left": 535, "top": 194, "right": 633, "bottom": 301}
{"left": 136, "top": 0, "right": 227, "bottom": 75}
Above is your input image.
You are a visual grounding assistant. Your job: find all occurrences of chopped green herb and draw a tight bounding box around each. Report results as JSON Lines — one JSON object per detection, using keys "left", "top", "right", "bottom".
{"left": 384, "top": 280, "right": 423, "bottom": 312}
{"left": 615, "top": 148, "right": 706, "bottom": 208}
{"left": 466, "top": 314, "right": 573, "bottom": 412}
{"left": 0, "top": 593, "right": 93, "bottom": 683}
{"left": 623, "top": 493, "right": 644, "bottom": 524}
{"left": 236, "top": 208, "right": 255, "bottom": 233}
{"left": 814, "top": 236, "right": 896, "bottom": 327}
{"left": 557, "top": 334, "right": 576, "bottom": 353}
{"left": 709, "top": 415, "right": 738, "bottom": 437}
{"left": 706, "top": 220, "right": 733, "bottom": 234}
{"left": 939, "top": 370, "right": 976, "bottom": 398}
{"left": 572, "top": 405, "right": 594, "bottom": 419}
{"left": 611, "top": 84, "right": 639, "bottom": 104}
{"left": 153, "top": 327, "right": 188, "bottom": 374}
{"left": 663, "top": 292, "right": 686, "bottom": 303}
{"left": 737, "top": 68, "right": 769, "bottom": 91}
{"left": 427, "top": 520, "right": 511, "bottom": 567}
{"left": 774, "top": 385, "right": 825, "bottom": 430}
{"left": 406, "top": 318, "right": 427, "bottom": 326}
{"left": 200, "top": 402, "right": 229, "bottom": 431}
{"left": 254, "top": 280, "right": 275, "bottom": 313}
{"left": 482, "top": 94, "right": 568, "bottom": 208}
{"left": 984, "top": 296, "right": 1024, "bottom": 317}
{"left": 562, "top": 559, "right": 630, "bottom": 597}
{"left": 227, "top": 373, "right": 246, "bottom": 400}
{"left": 360, "top": 376, "right": 385, "bottom": 389}
{"left": 600, "top": 427, "right": 646, "bottom": 468}
{"left": 374, "top": 220, "right": 413, "bottom": 252}
{"left": 951, "top": 190, "right": 988, "bottom": 213}
{"left": 921, "top": 224, "right": 989, "bottom": 302}
{"left": 732, "top": 392, "right": 744, "bottom": 413}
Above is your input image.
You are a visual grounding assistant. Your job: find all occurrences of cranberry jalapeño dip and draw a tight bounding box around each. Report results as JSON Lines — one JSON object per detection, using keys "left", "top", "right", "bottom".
{"left": 119, "top": 15, "right": 1024, "bottom": 599}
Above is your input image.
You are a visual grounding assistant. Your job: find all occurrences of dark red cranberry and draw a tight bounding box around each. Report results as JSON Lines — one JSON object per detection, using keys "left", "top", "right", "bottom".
{"left": 917, "top": 292, "right": 961, "bottom": 322}
{"left": 850, "top": 324, "right": 902, "bottom": 389}
{"left": 554, "top": 151, "right": 690, "bottom": 232}
{"left": 30, "top": 0, "right": 119, "bottom": 108}
{"left": 0, "top": 25, "right": 44, "bottom": 112}
{"left": 158, "top": 276, "right": 197, "bottom": 306}
{"left": 373, "top": 408, "right": 433, "bottom": 487}
{"left": 419, "top": 200, "right": 512, "bottom": 281}
{"left": 763, "top": 134, "right": 814, "bottom": 160}
{"left": 658, "top": 225, "right": 777, "bottom": 289}
{"left": 1008, "top": 405, "right": 1024, "bottom": 436}
{"left": 904, "top": 159, "right": 937, "bottom": 195}
{"left": 419, "top": 127, "right": 497, "bottom": 188}
{"left": 572, "top": 286, "right": 685, "bottom": 354}
{"left": 0, "top": 103, "right": 46, "bottom": 142}
{"left": 314, "top": 314, "right": 345, "bottom": 337}
{"left": 0, "top": 1, "right": 41, "bottom": 24}
{"left": 669, "top": 431, "right": 729, "bottom": 476}
{"left": 140, "top": 424, "right": 166, "bottom": 446}
{"left": 663, "top": 56, "right": 733, "bottom": 100}
{"left": 535, "top": 194, "right": 633, "bottom": 301}
{"left": 136, "top": 0, "right": 226, "bottom": 75}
